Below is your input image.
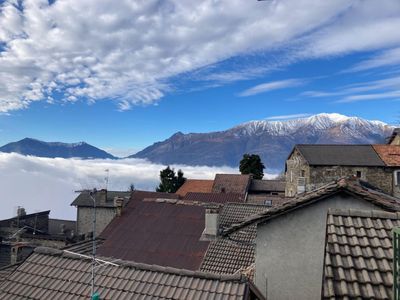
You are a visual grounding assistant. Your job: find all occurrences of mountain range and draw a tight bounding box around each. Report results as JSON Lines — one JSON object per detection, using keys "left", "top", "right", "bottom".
{"left": 0, "top": 113, "right": 396, "bottom": 170}
{"left": 0, "top": 138, "right": 116, "bottom": 159}
{"left": 131, "top": 113, "right": 395, "bottom": 171}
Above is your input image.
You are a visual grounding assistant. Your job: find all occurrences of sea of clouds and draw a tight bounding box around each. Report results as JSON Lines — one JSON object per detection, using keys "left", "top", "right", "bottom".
{"left": 0, "top": 153, "right": 276, "bottom": 220}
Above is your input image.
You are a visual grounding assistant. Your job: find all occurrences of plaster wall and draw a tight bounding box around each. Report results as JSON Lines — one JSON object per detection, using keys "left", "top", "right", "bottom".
{"left": 254, "top": 193, "right": 384, "bottom": 300}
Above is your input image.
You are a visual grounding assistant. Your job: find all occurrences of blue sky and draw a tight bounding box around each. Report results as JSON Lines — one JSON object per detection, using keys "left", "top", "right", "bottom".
{"left": 1, "top": 0, "right": 400, "bottom": 156}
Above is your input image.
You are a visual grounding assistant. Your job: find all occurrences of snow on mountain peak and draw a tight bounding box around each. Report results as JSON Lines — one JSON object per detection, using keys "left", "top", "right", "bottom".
{"left": 233, "top": 113, "right": 389, "bottom": 136}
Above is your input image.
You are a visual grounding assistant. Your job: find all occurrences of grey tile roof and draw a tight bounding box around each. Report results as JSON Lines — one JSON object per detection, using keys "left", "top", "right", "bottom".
{"left": 0, "top": 247, "right": 263, "bottom": 299}
{"left": 0, "top": 264, "right": 19, "bottom": 285}
{"left": 183, "top": 192, "right": 245, "bottom": 203}
{"left": 222, "top": 178, "right": 400, "bottom": 236}
{"left": 322, "top": 208, "right": 400, "bottom": 300}
{"left": 62, "top": 238, "right": 105, "bottom": 255}
{"left": 71, "top": 190, "right": 131, "bottom": 208}
{"left": 212, "top": 174, "right": 251, "bottom": 195}
{"left": 248, "top": 180, "right": 285, "bottom": 192}
{"left": 200, "top": 203, "right": 268, "bottom": 277}
{"left": 295, "top": 144, "right": 385, "bottom": 166}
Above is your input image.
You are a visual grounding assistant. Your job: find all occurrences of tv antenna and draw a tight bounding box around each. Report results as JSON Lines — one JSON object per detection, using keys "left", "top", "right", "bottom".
{"left": 104, "top": 169, "right": 109, "bottom": 190}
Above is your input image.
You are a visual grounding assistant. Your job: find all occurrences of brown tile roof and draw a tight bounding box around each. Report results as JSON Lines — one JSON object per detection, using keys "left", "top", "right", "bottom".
{"left": 183, "top": 192, "right": 245, "bottom": 203}
{"left": 0, "top": 247, "right": 264, "bottom": 299}
{"left": 71, "top": 190, "right": 131, "bottom": 208}
{"left": 373, "top": 144, "right": 400, "bottom": 167}
{"left": 248, "top": 180, "right": 285, "bottom": 192}
{"left": 98, "top": 192, "right": 209, "bottom": 270}
{"left": 222, "top": 178, "right": 400, "bottom": 236}
{"left": 176, "top": 179, "right": 214, "bottom": 197}
{"left": 322, "top": 208, "right": 400, "bottom": 300}
{"left": 200, "top": 203, "right": 268, "bottom": 278}
{"left": 294, "top": 144, "right": 386, "bottom": 166}
{"left": 212, "top": 174, "right": 251, "bottom": 195}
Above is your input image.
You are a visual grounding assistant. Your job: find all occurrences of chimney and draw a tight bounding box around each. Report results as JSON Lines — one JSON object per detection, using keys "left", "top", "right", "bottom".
{"left": 114, "top": 197, "right": 124, "bottom": 217}
{"left": 17, "top": 207, "right": 26, "bottom": 217}
{"left": 204, "top": 208, "right": 220, "bottom": 237}
{"left": 99, "top": 189, "right": 107, "bottom": 204}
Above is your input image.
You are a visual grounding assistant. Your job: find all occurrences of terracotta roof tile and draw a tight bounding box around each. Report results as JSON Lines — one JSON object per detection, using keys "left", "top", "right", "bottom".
{"left": 0, "top": 247, "right": 263, "bottom": 299}
{"left": 176, "top": 180, "right": 214, "bottom": 197}
{"left": 322, "top": 208, "right": 400, "bottom": 299}
{"left": 373, "top": 145, "right": 400, "bottom": 167}
{"left": 212, "top": 174, "right": 251, "bottom": 195}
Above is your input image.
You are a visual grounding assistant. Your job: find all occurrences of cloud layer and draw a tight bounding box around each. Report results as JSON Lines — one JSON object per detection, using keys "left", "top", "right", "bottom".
{"left": 1, "top": 0, "right": 400, "bottom": 111}
{"left": 0, "top": 153, "right": 276, "bottom": 220}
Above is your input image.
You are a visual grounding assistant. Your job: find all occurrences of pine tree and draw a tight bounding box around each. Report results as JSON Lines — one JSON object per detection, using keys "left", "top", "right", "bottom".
{"left": 156, "top": 166, "right": 186, "bottom": 193}
{"left": 239, "top": 154, "right": 265, "bottom": 180}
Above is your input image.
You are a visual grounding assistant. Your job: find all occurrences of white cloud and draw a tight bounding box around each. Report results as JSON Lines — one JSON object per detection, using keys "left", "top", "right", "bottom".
{"left": 264, "top": 113, "right": 311, "bottom": 120}
{"left": 337, "top": 91, "right": 400, "bottom": 103}
{"left": 348, "top": 47, "right": 400, "bottom": 72}
{"left": 1, "top": 0, "right": 399, "bottom": 112}
{"left": 239, "top": 79, "right": 306, "bottom": 97}
{"left": 0, "top": 152, "right": 277, "bottom": 220}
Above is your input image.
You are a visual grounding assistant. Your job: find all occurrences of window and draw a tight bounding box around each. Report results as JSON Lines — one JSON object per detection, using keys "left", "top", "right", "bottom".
{"left": 290, "top": 171, "right": 293, "bottom": 183}
{"left": 395, "top": 171, "right": 400, "bottom": 186}
{"left": 264, "top": 200, "right": 272, "bottom": 207}
{"left": 300, "top": 170, "right": 305, "bottom": 177}
{"left": 356, "top": 171, "right": 362, "bottom": 178}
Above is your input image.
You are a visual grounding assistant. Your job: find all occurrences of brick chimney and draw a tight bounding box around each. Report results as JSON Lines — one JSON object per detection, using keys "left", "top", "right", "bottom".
{"left": 204, "top": 208, "right": 220, "bottom": 237}
{"left": 114, "top": 197, "right": 124, "bottom": 217}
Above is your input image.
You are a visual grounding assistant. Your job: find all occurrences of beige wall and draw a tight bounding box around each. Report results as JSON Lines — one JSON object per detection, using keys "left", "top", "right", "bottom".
{"left": 254, "top": 193, "right": 384, "bottom": 300}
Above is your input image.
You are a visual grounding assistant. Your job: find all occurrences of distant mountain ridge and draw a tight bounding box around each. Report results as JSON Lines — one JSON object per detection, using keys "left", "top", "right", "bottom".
{"left": 131, "top": 113, "right": 395, "bottom": 171}
{"left": 0, "top": 138, "right": 116, "bottom": 159}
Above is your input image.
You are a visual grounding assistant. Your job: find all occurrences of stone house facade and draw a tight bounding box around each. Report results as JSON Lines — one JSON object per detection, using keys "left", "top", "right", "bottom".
{"left": 285, "top": 144, "right": 400, "bottom": 198}
{"left": 71, "top": 190, "right": 130, "bottom": 237}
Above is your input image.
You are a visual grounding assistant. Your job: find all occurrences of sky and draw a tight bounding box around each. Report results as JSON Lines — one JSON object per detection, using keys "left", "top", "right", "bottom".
{"left": 0, "top": 0, "right": 399, "bottom": 156}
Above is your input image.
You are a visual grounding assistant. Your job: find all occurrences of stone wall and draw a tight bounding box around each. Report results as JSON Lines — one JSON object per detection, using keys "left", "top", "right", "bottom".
{"left": 77, "top": 207, "right": 116, "bottom": 237}
{"left": 285, "top": 149, "right": 310, "bottom": 197}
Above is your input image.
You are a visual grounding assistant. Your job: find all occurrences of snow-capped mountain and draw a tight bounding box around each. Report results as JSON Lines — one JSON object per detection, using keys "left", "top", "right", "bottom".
{"left": 0, "top": 138, "right": 116, "bottom": 159}
{"left": 131, "top": 113, "right": 395, "bottom": 171}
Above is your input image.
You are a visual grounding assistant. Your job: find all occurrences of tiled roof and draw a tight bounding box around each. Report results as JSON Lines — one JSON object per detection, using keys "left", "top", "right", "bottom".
{"left": 212, "top": 174, "right": 251, "bottom": 195}
{"left": 183, "top": 192, "right": 245, "bottom": 203}
{"left": 248, "top": 180, "right": 285, "bottom": 192}
{"left": 71, "top": 190, "right": 131, "bottom": 208}
{"left": 176, "top": 179, "right": 214, "bottom": 197}
{"left": 294, "top": 144, "right": 385, "bottom": 166}
{"left": 0, "top": 247, "right": 264, "bottom": 300}
{"left": 322, "top": 208, "right": 400, "bottom": 300}
{"left": 0, "top": 264, "right": 19, "bottom": 285}
{"left": 62, "top": 238, "right": 105, "bottom": 255}
{"left": 98, "top": 195, "right": 209, "bottom": 270}
{"left": 373, "top": 144, "right": 400, "bottom": 167}
{"left": 200, "top": 203, "right": 268, "bottom": 277}
{"left": 222, "top": 178, "right": 400, "bottom": 236}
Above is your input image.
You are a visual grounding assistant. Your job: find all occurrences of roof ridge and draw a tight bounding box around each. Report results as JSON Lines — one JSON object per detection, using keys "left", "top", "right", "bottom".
{"left": 33, "top": 247, "right": 247, "bottom": 282}
{"left": 327, "top": 208, "right": 400, "bottom": 219}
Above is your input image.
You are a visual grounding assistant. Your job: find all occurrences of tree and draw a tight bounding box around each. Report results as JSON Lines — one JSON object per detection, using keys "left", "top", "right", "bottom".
{"left": 156, "top": 166, "right": 186, "bottom": 193}
{"left": 239, "top": 154, "right": 265, "bottom": 179}
{"left": 128, "top": 183, "right": 135, "bottom": 192}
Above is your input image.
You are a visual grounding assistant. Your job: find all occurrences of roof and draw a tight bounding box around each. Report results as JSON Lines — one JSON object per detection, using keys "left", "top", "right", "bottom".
{"left": 176, "top": 179, "right": 214, "bottom": 197}
{"left": 70, "top": 190, "right": 131, "bottom": 208}
{"left": 248, "top": 179, "right": 285, "bottom": 192}
{"left": 200, "top": 203, "right": 268, "bottom": 277}
{"left": 48, "top": 218, "right": 76, "bottom": 235}
{"left": 222, "top": 178, "right": 400, "bottom": 236}
{"left": 388, "top": 128, "right": 400, "bottom": 144}
{"left": 322, "top": 208, "right": 400, "bottom": 300}
{"left": 293, "top": 144, "right": 386, "bottom": 166}
{"left": 212, "top": 174, "right": 251, "bottom": 195}
{"left": 0, "top": 247, "right": 264, "bottom": 300}
{"left": 98, "top": 194, "right": 209, "bottom": 270}
{"left": 62, "top": 238, "right": 105, "bottom": 255}
{"left": 373, "top": 144, "right": 400, "bottom": 167}
{"left": 0, "top": 264, "right": 19, "bottom": 285}
{"left": 0, "top": 210, "right": 50, "bottom": 229}
{"left": 183, "top": 192, "right": 245, "bottom": 203}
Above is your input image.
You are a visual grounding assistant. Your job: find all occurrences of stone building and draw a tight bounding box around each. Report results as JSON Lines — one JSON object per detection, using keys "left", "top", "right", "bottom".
{"left": 71, "top": 189, "right": 130, "bottom": 237}
{"left": 388, "top": 128, "right": 400, "bottom": 145}
{"left": 285, "top": 144, "right": 400, "bottom": 197}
